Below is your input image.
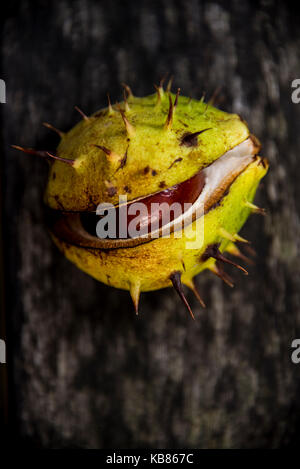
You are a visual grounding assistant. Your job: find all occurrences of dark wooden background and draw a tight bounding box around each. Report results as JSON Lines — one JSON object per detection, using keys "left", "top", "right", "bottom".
{"left": 1, "top": 0, "right": 300, "bottom": 448}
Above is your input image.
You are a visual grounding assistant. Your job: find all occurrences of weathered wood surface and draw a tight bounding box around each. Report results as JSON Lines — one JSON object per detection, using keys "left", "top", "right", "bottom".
{"left": 2, "top": 0, "right": 300, "bottom": 448}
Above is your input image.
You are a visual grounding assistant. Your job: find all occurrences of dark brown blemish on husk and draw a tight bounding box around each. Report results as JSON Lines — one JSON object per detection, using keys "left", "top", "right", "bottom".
{"left": 159, "top": 181, "right": 166, "bottom": 188}
{"left": 201, "top": 243, "right": 220, "bottom": 262}
{"left": 143, "top": 166, "right": 150, "bottom": 174}
{"left": 258, "top": 157, "right": 268, "bottom": 169}
{"left": 180, "top": 128, "right": 212, "bottom": 147}
{"left": 124, "top": 185, "right": 131, "bottom": 193}
{"left": 116, "top": 146, "right": 128, "bottom": 172}
{"left": 88, "top": 194, "right": 95, "bottom": 209}
{"left": 178, "top": 120, "right": 188, "bottom": 128}
{"left": 168, "top": 157, "right": 183, "bottom": 169}
{"left": 107, "top": 186, "right": 117, "bottom": 197}
{"left": 152, "top": 169, "right": 157, "bottom": 176}
{"left": 54, "top": 195, "right": 64, "bottom": 210}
